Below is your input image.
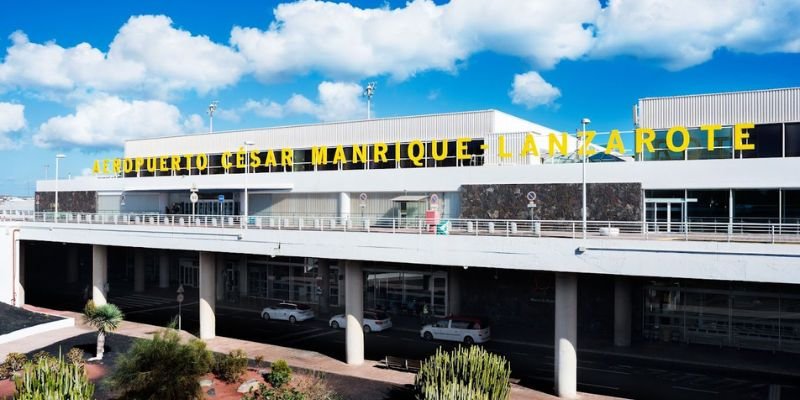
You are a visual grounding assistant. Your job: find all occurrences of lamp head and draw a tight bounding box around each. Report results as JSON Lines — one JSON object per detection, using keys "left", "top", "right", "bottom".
{"left": 56, "top": 154, "right": 66, "bottom": 159}
{"left": 581, "top": 118, "right": 591, "bottom": 125}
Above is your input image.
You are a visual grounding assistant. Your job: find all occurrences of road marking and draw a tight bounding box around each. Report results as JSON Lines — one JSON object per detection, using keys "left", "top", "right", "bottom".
{"left": 579, "top": 366, "right": 630, "bottom": 375}
{"left": 673, "top": 386, "right": 719, "bottom": 395}
{"left": 285, "top": 330, "right": 338, "bottom": 344}
{"left": 580, "top": 383, "right": 619, "bottom": 391}
{"left": 270, "top": 328, "right": 321, "bottom": 342}
{"left": 124, "top": 302, "right": 198, "bottom": 314}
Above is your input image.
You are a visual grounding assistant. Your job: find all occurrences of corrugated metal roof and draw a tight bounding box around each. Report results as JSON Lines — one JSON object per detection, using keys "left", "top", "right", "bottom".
{"left": 638, "top": 87, "right": 800, "bottom": 129}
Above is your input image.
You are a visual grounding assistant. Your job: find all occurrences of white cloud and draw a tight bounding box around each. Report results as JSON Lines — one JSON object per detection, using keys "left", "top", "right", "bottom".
{"left": 509, "top": 71, "right": 561, "bottom": 108}
{"left": 0, "top": 15, "right": 246, "bottom": 98}
{"left": 0, "top": 102, "right": 25, "bottom": 149}
{"left": 593, "top": 0, "right": 800, "bottom": 70}
{"left": 231, "top": 0, "right": 599, "bottom": 81}
{"left": 33, "top": 96, "right": 203, "bottom": 148}
{"left": 226, "top": 81, "right": 366, "bottom": 123}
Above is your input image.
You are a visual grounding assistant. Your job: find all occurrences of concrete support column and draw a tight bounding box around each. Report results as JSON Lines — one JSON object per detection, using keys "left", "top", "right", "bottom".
{"left": 554, "top": 272, "right": 577, "bottom": 399}
{"left": 67, "top": 246, "right": 79, "bottom": 284}
{"left": 338, "top": 192, "right": 351, "bottom": 220}
{"left": 14, "top": 239, "right": 25, "bottom": 306}
{"left": 92, "top": 245, "right": 108, "bottom": 306}
{"left": 318, "top": 259, "right": 330, "bottom": 315}
{"left": 448, "top": 268, "right": 462, "bottom": 316}
{"left": 614, "top": 277, "right": 632, "bottom": 347}
{"left": 134, "top": 250, "right": 145, "bottom": 293}
{"left": 159, "top": 251, "right": 169, "bottom": 289}
{"left": 344, "top": 260, "right": 364, "bottom": 365}
{"left": 199, "top": 252, "right": 216, "bottom": 339}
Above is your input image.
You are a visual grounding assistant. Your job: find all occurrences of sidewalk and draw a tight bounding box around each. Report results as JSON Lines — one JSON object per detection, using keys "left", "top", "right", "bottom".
{"left": 3, "top": 306, "right": 618, "bottom": 400}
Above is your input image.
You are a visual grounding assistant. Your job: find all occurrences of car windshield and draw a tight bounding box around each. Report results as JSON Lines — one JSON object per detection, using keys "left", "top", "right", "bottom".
{"left": 279, "top": 303, "right": 296, "bottom": 309}
{"left": 296, "top": 304, "right": 311, "bottom": 311}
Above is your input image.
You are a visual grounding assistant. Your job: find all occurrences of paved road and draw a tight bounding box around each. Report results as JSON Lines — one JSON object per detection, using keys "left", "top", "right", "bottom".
{"left": 100, "top": 293, "right": 800, "bottom": 400}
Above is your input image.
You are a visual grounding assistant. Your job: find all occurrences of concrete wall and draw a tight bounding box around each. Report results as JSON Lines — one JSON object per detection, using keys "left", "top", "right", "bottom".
{"left": 460, "top": 183, "right": 641, "bottom": 221}
{"left": 0, "top": 223, "right": 15, "bottom": 305}
{"left": 35, "top": 191, "right": 97, "bottom": 213}
{"left": 15, "top": 222, "right": 800, "bottom": 285}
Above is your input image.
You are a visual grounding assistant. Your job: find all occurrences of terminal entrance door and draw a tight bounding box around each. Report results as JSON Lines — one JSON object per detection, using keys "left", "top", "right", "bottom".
{"left": 646, "top": 198, "right": 695, "bottom": 233}
{"left": 179, "top": 258, "right": 199, "bottom": 288}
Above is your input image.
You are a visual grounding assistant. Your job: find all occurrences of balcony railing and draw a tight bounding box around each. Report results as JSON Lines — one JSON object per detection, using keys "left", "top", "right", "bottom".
{"left": 2, "top": 210, "right": 800, "bottom": 244}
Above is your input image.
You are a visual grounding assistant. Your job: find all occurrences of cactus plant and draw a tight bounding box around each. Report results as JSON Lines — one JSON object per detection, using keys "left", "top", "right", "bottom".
{"left": 413, "top": 346, "right": 511, "bottom": 400}
{"left": 13, "top": 353, "right": 95, "bottom": 400}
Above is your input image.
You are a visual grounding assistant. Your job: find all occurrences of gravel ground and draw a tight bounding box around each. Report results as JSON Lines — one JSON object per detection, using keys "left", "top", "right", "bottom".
{"left": 14, "top": 332, "right": 407, "bottom": 400}
{"left": 0, "top": 303, "right": 62, "bottom": 335}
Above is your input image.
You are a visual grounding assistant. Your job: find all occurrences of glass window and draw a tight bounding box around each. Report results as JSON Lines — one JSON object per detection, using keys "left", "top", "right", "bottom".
{"left": 782, "top": 190, "right": 800, "bottom": 225}
{"left": 686, "top": 127, "right": 733, "bottom": 160}
{"left": 741, "top": 123, "right": 782, "bottom": 158}
{"left": 687, "top": 190, "right": 728, "bottom": 224}
{"left": 785, "top": 123, "right": 800, "bottom": 157}
{"left": 643, "top": 129, "right": 685, "bottom": 161}
{"left": 733, "top": 189, "right": 779, "bottom": 224}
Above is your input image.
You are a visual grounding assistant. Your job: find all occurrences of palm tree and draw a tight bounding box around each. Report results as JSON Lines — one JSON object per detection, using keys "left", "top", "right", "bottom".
{"left": 83, "top": 300, "right": 124, "bottom": 361}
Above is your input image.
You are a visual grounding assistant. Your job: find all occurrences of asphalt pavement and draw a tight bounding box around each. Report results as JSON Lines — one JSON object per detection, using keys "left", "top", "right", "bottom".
{"left": 97, "top": 292, "right": 800, "bottom": 400}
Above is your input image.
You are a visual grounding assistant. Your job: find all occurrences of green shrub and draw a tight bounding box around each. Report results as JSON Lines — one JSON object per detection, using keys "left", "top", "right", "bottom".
{"left": 107, "top": 328, "right": 213, "bottom": 400}
{"left": 266, "top": 359, "right": 292, "bottom": 389}
{"left": 254, "top": 355, "right": 265, "bottom": 370}
{"left": 66, "top": 348, "right": 85, "bottom": 366}
{"left": 13, "top": 354, "right": 94, "bottom": 400}
{"left": 414, "top": 346, "right": 511, "bottom": 400}
{"left": 30, "top": 351, "right": 53, "bottom": 364}
{"left": 0, "top": 352, "right": 27, "bottom": 379}
{"left": 242, "top": 383, "right": 306, "bottom": 400}
{"left": 212, "top": 349, "right": 248, "bottom": 383}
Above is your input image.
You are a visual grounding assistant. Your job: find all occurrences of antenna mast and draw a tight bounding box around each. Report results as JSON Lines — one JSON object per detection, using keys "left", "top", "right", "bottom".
{"left": 363, "top": 82, "right": 376, "bottom": 119}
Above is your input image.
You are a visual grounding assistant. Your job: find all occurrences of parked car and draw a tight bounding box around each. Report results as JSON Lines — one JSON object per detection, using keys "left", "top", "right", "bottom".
{"left": 420, "top": 316, "right": 490, "bottom": 344}
{"left": 261, "top": 302, "right": 314, "bottom": 323}
{"left": 329, "top": 310, "right": 393, "bottom": 333}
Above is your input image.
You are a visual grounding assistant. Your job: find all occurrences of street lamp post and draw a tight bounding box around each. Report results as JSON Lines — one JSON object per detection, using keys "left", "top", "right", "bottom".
{"left": 581, "top": 118, "right": 590, "bottom": 239}
{"left": 243, "top": 141, "right": 255, "bottom": 229}
{"left": 55, "top": 154, "right": 66, "bottom": 221}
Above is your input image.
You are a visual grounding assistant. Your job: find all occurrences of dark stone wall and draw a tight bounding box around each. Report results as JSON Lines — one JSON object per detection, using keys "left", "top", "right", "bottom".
{"left": 35, "top": 191, "right": 97, "bottom": 213}
{"left": 459, "top": 182, "right": 641, "bottom": 221}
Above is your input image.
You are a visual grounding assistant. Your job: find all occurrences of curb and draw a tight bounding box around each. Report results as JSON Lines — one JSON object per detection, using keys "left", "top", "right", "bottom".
{"left": 0, "top": 316, "right": 75, "bottom": 345}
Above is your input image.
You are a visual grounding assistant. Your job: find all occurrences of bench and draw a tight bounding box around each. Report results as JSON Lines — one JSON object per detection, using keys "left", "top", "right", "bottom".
{"left": 384, "top": 356, "right": 422, "bottom": 372}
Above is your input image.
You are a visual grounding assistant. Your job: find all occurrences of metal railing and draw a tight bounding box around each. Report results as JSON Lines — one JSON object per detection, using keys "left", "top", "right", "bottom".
{"left": 2, "top": 210, "right": 800, "bottom": 244}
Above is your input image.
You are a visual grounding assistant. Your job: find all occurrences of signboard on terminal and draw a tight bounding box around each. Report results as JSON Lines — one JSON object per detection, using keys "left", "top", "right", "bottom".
{"left": 91, "top": 123, "right": 757, "bottom": 174}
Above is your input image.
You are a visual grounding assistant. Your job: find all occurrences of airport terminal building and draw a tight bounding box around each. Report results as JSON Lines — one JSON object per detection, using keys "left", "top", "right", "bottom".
{"left": 3, "top": 87, "right": 800, "bottom": 398}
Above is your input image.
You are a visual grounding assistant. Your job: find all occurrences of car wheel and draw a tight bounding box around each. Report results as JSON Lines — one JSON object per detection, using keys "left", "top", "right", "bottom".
{"left": 331, "top": 320, "right": 340, "bottom": 329}
{"left": 423, "top": 331, "right": 433, "bottom": 341}
{"left": 289, "top": 315, "right": 297, "bottom": 324}
{"left": 463, "top": 336, "right": 474, "bottom": 345}
{"left": 262, "top": 312, "right": 270, "bottom": 321}
{"left": 363, "top": 325, "right": 371, "bottom": 334}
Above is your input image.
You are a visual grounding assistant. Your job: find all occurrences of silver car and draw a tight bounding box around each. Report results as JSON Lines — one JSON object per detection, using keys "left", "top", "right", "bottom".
{"left": 261, "top": 302, "right": 315, "bottom": 324}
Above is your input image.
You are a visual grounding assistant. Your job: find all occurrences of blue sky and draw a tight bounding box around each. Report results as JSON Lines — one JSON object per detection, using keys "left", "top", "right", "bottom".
{"left": 0, "top": 0, "right": 799, "bottom": 195}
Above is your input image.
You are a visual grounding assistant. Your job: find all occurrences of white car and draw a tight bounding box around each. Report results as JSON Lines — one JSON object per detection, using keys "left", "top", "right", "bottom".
{"left": 261, "top": 302, "right": 315, "bottom": 323}
{"left": 420, "top": 316, "right": 491, "bottom": 344}
{"left": 329, "top": 310, "right": 393, "bottom": 333}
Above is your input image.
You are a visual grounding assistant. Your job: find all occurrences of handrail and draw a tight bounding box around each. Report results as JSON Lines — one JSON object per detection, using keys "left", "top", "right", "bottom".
{"left": 2, "top": 210, "right": 799, "bottom": 244}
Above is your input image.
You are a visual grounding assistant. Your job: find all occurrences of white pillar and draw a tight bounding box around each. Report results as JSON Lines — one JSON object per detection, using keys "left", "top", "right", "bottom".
{"left": 14, "top": 238, "right": 25, "bottom": 306}
{"left": 338, "top": 192, "right": 351, "bottom": 220}
{"left": 159, "top": 251, "right": 169, "bottom": 289}
{"left": 199, "top": 252, "right": 216, "bottom": 340}
{"left": 555, "top": 272, "right": 577, "bottom": 399}
{"left": 345, "top": 260, "right": 364, "bottom": 365}
{"left": 92, "top": 245, "right": 108, "bottom": 306}
{"left": 67, "top": 246, "right": 79, "bottom": 283}
{"left": 614, "top": 277, "right": 632, "bottom": 347}
{"left": 134, "top": 250, "right": 145, "bottom": 293}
